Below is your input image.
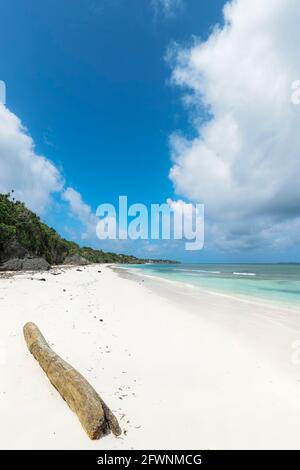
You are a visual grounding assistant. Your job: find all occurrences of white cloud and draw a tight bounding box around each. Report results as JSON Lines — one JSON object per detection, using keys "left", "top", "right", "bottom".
{"left": 62, "top": 187, "right": 98, "bottom": 240}
{"left": 0, "top": 104, "right": 174, "bottom": 257}
{"left": 62, "top": 189, "right": 126, "bottom": 243}
{"left": 0, "top": 103, "right": 63, "bottom": 213}
{"left": 0, "top": 104, "right": 101, "bottom": 244}
{"left": 152, "top": 0, "right": 182, "bottom": 17}
{"left": 168, "top": 0, "right": 300, "bottom": 251}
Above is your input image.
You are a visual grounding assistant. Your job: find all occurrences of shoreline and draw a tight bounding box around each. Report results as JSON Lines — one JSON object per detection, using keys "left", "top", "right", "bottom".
{"left": 114, "top": 265, "right": 300, "bottom": 379}
{"left": 1, "top": 264, "right": 300, "bottom": 449}
{"left": 117, "top": 264, "right": 300, "bottom": 314}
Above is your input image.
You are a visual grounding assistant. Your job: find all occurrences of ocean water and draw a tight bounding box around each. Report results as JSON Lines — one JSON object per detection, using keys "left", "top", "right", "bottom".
{"left": 123, "top": 264, "right": 300, "bottom": 308}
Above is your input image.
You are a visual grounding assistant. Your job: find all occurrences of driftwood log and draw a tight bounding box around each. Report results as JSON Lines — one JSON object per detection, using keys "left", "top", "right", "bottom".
{"left": 23, "top": 322, "right": 121, "bottom": 440}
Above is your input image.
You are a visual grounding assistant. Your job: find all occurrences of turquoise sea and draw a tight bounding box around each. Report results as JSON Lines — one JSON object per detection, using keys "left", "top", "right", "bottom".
{"left": 125, "top": 264, "right": 300, "bottom": 308}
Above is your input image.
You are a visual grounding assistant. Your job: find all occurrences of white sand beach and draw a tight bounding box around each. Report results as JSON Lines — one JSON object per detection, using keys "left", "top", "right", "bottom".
{"left": 1, "top": 264, "right": 300, "bottom": 450}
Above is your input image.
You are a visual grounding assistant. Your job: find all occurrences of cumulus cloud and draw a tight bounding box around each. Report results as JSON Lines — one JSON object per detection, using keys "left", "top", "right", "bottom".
{"left": 168, "top": 0, "right": 300, "bottom": 251}
{"left": 152, "top": 0, "right": 183, "bottom": 17}
{"left": 0, "top": 103, "right": 101, "bottom": 245}
{"left": 62, "top": 187, "right": 99, "bottom": 240}
{"left": 0, "top": 103, "right": 63, "bottom": 213}
{"left": 0, "top": 104, "right": 99, "bottom": 245}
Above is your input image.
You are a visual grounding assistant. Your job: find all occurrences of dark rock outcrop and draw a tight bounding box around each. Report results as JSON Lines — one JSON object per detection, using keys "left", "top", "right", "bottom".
{"left": 0, "top": 257, "right": 50, "bottom": 272}
{"left": 0, "top": 239, "right": 28, "bottom": 263}
{"left": 0, "top": 258, "right": 24, "bottom": 271}
{"left": 63, "top": 254, "right": 90, "bottom": 266}
{"left": 22, "top": 257, "right": 50, "bottom": 271}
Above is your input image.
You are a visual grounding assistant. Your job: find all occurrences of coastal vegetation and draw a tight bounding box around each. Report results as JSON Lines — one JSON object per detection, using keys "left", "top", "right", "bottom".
{"left": 0, "top": 193, "right": 176, "bottom": 266}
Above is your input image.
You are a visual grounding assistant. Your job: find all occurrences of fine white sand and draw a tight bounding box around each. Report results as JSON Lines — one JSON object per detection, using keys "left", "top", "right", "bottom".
{"left": 1, "top": 264, "right": 300, "bottom": 450}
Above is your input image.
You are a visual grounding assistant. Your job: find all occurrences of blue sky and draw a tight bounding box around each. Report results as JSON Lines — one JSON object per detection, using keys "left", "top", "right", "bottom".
{"left": 0, "top": 0, "right": 223, "bottom": 207}
{"left": 1, "top": 0, "right": 300, "bottom": 262}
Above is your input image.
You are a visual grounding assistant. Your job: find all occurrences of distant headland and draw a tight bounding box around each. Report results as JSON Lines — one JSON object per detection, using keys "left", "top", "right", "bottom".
{"left": 0, "top": 193, "right": 178, "bottom": 271}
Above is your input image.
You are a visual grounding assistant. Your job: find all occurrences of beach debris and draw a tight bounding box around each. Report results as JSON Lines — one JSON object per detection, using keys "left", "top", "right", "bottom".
{"left": 23, "top": 322, "right": 122, "bottom": 440}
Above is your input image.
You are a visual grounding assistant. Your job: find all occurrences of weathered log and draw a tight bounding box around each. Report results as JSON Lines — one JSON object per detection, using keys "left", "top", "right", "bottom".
{"left": 23, "top": 322, "right": 121, "bottom": 440}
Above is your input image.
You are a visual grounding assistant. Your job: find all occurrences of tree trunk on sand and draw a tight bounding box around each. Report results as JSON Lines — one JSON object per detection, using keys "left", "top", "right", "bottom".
{"left": 23, "top": 322, "right": 121, "bottom": 440}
